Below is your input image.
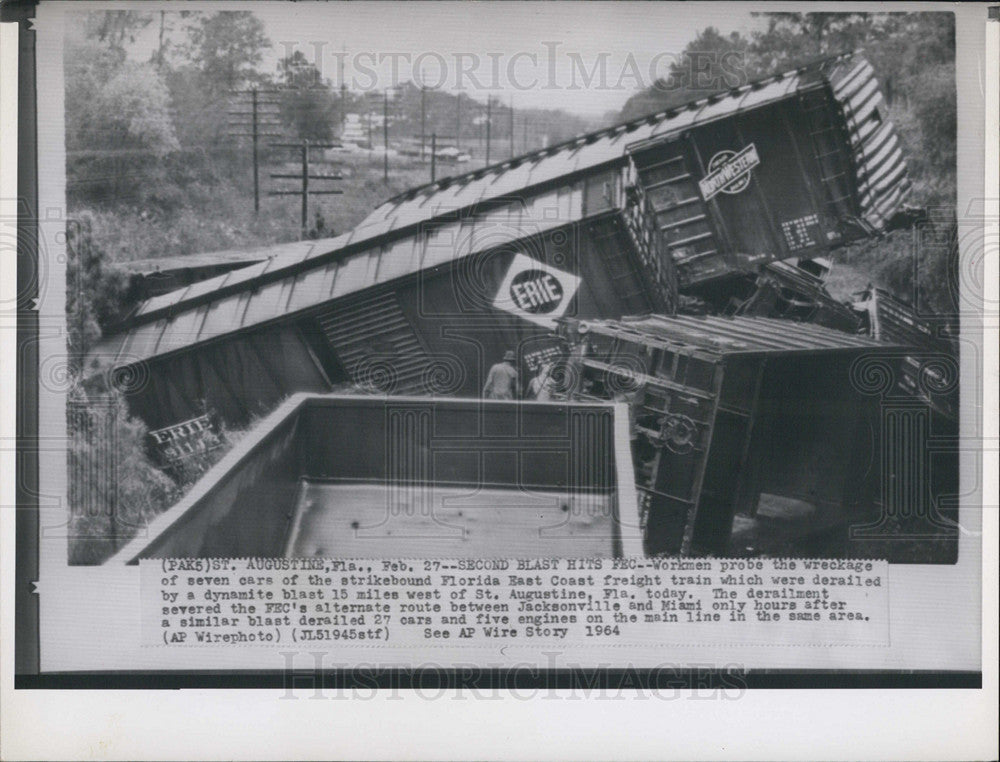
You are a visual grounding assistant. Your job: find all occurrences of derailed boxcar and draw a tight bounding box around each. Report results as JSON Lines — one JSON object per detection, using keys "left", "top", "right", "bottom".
{"left": 111, "top": 395, "right": 642, "bottom": 562}
{"left": 623, "top": 53, "right": 911, "bottom": 295}
{"left": 120, "top": 249, "right": 269, "bottom": 299}
{"left": 86, "top": 172, "right": 671, "bottom": 431}
{"left": 556, "top": 314, "right": 912, "bottom": 557}
{"left": 851, "top": 285, "right": 959, "bottom": 423}
{"left": 731, "top": 260, "right": 862, "bottom": 333}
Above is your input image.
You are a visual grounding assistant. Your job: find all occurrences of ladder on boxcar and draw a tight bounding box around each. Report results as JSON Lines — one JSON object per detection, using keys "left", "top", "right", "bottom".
{"left": 628, "top": 141, "right": 726, "bottom": 287}
{"left": 797, "top": 88, "right": 856, "bottom": 223}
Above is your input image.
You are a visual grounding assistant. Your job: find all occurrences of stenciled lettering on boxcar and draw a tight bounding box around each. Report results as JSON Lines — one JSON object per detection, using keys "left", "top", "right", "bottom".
{"left": 698, "top": 144, "right": 761, "bottom": 201}
{"left": 148, "top": 414, "right": 221, "bottom": 464}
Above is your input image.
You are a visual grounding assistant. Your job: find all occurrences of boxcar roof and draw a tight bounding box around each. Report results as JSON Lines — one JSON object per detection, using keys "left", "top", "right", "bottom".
{"left": 118, "top": 249, "right": 271, "bottom": 274}
{"left": 583, "top": 314, "right": 891, "bottom": 358}
{"left": 87, "top": 181, "right": 589, "bottom": 368}
{"left": 360, "top": 52, "right": 860, "bottom": 231}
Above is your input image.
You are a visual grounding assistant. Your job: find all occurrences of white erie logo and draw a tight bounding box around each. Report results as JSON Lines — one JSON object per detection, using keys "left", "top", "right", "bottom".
{"left": 493, "top": 253, "right": 581, "bottom": 327}
{"left": 510, "top": 269, "right": 563, "bottom": 313}
{"left": 148, "top": 414, "right": 217, "bottom": 461}
{"left": 698, "top": 144, "right": 761, "bottom": 200}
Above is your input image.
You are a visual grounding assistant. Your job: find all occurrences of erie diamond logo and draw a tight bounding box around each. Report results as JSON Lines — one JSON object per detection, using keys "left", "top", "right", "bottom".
{"left": 492, "top": 253, "right": 581, "bottom": 327}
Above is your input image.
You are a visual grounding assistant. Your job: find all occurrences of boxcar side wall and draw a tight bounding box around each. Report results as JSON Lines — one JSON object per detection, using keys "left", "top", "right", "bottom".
{"left": 118, "top": 321, "right": 334, "bottom": 430}
{"left": 631, "top": 92, "right": 862, "bottom": 290}
{"left": 114, "top": 211, "right": 658, "bottom": 430}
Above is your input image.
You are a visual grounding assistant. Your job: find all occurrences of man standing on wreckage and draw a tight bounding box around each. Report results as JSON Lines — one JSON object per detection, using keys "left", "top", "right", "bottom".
{"left": 482, "top": 350, "right": 519, "bottom": 400}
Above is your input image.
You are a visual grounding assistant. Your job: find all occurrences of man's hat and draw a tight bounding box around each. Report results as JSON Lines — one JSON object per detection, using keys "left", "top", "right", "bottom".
{"left": 503, "top": 350, "right": 516, "bottom": 362}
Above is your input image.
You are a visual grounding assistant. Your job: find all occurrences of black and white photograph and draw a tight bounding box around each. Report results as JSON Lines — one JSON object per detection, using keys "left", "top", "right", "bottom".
{"left": 60, "top": 7, "right": 964, "bottom": 565}
{"left": 1, "top": 1, "right": 995, "bottom": 759}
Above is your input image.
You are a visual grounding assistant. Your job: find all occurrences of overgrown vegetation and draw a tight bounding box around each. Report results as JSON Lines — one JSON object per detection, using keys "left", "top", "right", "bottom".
{"left": 66, "top": 381, "right": 247, "bottom": 564}
{"left": 65, "top": 11, "right": 593, "bottom": 263}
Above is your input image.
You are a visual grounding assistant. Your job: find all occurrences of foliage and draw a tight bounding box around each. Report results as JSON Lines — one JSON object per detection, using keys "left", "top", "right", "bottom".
{"left": 277, "top": 50, "right": 338, "bottom": 141}
{"left": 76, "top": 152, "right": 431, "bottom": 262}
{"left": 84, "top": 10, "right": 152, "bottom": 51}
{"left": 66, "top": 28, "right": 178, "bottom": 205}
{"left": 619, "top": 27, "right": 756, "bottom": 121}
{"left": 65, "top": 213, "right": 133, "bottom": 369}
{"left": 66, "top": 381, "right": 248, "bottom": 565}
{"left": 67, "top": 383, "right": 176, "bottom": 565}
{"left": 182, "top": 10, "right": 270, "bottom": 92}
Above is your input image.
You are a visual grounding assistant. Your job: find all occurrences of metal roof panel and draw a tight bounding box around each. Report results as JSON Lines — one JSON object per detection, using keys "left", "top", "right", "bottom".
{"left": 328, "top": 249, "right": 373, "bottom": 299}
{"left": 375, "top": 234, "right": 421, "bottom": 284}
{"left": 240, "top": 280, "right": 287, "bottom": 329}
{"left": 285, "top": 267, "right": 329, "bottom": 315}
{"left": 200, "top": 294, "right": 248, "bottom": 342}
{"left": 603, "top": 314, "right": 890, "bottom": 357}
{"left": 153, "top": 307, "right": 206, "bottom": 357}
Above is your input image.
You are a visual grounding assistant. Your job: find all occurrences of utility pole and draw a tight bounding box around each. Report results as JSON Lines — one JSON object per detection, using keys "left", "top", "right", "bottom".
{"left": 485, "top": 96, "right": 492, "bottom": 166}
{"left": 227, "top": 88, "right": 282, "bottom": 214}
{"left": 383, "top": 89, "right": 389, "bottom": 183}
{"left": 340, "top": 82, "right": 347, "bottom": 138}
{"left": 420, "top": 85, "right": 427, "bottom": 162}
{"left": 301, "top": 140, "right": 309, "bottom": 232}
{"left": 339, "top": 43, "right": 347, "bottom": 137}
{"left": 252, "top": 88, "right": 259, "bottom": 212}
{"left": 269, "top": 140, "right": 343, "bottom": 239}
{"left": 414, "top": 133, "right": 457, "bottom": 182}
{"left": 522, "top": 115, "right": 528, "bottom": 153}
{"left": 455, "top": 92, "right": 461, "bottom": 150}
{"left": 156, "top": 11, "right": 166, "bottom": 70}
{"left": 509, "top": 94, "right": 514, "bottom": 159}
{"left": 431, "top": 133, "right": 437, "bottom": 182}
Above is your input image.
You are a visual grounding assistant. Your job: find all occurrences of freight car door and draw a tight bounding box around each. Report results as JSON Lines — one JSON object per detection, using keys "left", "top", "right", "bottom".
{"left": 629, "top": 138, "right": 733, "bottom": 289}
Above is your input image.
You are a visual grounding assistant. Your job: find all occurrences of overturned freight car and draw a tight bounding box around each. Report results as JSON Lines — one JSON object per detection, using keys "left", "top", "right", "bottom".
{"left": 851, "top": 285, "right": 960, "bottom": 423}
{"left": 361, "top": 51, "right": 911, "bottom": 302}
{"left": 622, "top": 52, "right": 912, "bottom": 297}
{"left": 555, "top": 314, "right": 934, "bottom": 558}
{"left": 86, "top": 171, "right": 673, "bottom": 431}
{"left": 119, "top": 248, "right": 270, "bottom": 300}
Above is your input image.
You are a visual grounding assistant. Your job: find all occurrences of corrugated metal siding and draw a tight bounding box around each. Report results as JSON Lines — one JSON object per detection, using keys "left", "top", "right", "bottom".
{"left": 315, "top": 292, "right": 431, "bottom": 394}
{"left": 584, "top": 314, "right": 889, "bottom": 357}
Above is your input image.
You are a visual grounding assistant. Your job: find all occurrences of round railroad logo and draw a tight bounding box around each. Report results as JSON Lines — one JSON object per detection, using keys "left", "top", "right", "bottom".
{"left": 661, "top": 413, "right": 698, "bottom": 454}
{"left": 509, "top": 269, "right": 564, "bottom": 314}
{"left": 706, "top": 149, "right": 752, "bottom": 195}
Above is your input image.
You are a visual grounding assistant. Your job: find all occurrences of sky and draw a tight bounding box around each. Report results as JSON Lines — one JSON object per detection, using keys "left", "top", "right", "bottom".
{"left": 124, "top": 1, "right": 765, "bottom": 117}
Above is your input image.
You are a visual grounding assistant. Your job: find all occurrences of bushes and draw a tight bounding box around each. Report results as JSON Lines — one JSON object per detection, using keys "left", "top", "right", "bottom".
{"left": 66, "top": 213, "right": 133, "bottom": 369}
{"left": 66, "top": 381, "right": 247, "bottom": 565}
{"left": 69, "top": 152, "right": 432, "bottom": 264}
{"left": 67, "top": 385, "right": 176, "bottom": 565}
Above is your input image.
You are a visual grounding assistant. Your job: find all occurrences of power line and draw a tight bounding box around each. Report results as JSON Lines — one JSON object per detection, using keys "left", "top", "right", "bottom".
{"left": 228, "top": 87, "right": 286, "bottom": 213}
{"left": 268, "top": 140, "right": 344, "bottom": 237}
